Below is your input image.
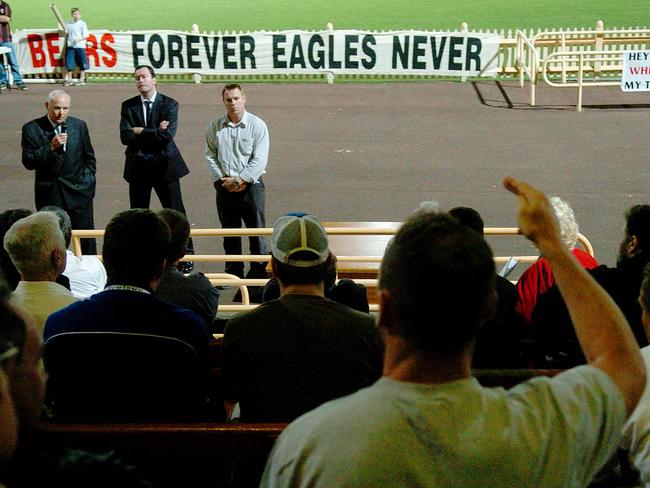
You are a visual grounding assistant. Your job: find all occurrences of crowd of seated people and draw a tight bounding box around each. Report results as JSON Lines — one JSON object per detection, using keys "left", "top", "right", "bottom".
{"left": 2, "top": 178, "right": 650, "bottom": 486}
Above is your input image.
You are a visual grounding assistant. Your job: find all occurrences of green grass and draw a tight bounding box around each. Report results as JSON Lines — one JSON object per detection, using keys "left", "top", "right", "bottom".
{"left": 14, "top": 0, "right": 650, "bottom": 33}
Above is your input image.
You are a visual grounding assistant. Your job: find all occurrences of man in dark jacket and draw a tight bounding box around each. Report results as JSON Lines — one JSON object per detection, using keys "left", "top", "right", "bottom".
{"left": 22, "top": 90, "right": 96, "bottom": 254}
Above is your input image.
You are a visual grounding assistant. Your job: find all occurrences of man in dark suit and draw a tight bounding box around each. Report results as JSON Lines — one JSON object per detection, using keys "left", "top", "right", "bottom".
{"left": 119, "top": 65, "right": 194, "bottom": 268}
{"left": 21, "top": 89, "right": 97, "bottom": 254}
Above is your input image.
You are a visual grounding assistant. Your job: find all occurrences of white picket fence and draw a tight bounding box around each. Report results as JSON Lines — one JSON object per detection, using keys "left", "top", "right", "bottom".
{"left": 20, "top": 21, "right": 650, "bottom": 84}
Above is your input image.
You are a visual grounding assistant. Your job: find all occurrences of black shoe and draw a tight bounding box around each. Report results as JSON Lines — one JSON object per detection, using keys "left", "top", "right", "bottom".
{"left": 177, "top": 261, "right": 194, "bottom": 274}
{"left": 13, "top": 83, "right": 28, "bottom": 91}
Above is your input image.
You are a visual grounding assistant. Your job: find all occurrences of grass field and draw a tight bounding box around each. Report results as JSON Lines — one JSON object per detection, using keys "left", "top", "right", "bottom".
{"left": 15, "top": 0, "right": 650, "bottom": 33}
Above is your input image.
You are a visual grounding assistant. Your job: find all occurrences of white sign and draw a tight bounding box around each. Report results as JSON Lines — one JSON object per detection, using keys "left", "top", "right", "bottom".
{"left": 14, "top": 29, "right": 501, "bottom": 77}
{"left": 622, "top": 51, "right": 650, "bottom": 91}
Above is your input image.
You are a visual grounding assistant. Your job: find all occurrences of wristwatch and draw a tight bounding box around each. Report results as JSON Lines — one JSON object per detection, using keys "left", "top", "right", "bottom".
{"left": 232, "top": 177, "right": 241, "bottom": 189}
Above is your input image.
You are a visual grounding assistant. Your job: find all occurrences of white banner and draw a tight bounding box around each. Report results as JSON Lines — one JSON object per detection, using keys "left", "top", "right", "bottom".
{"left": 622, "top": 51, "right": 650, "bottom": 91}
{"left": 14, "top": 29, "right": 500, "bottom": 77}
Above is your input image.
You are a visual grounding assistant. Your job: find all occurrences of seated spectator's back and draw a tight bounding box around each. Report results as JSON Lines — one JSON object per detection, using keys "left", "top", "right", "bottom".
{"left": 44, "top": 209, "right": 210, "bottom": 421}
{"left": 533, "top": 204, "right": 650, "bottom": 367}
{"left": 449, "top": 206, "right": 522, "bottom": 367}
{"left": 3, "top": 212, "right": 76, "bottom": 332}
{"left": 223, "top": 214, "right": 383, "bottom": 423}
{"left": 154, "top": 209, "right": 219, "bottom": 328}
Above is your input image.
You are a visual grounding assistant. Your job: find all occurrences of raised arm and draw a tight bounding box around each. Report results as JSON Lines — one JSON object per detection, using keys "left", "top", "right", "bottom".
{"left": 504, "top": 176, "right": 645, "bottom": 415}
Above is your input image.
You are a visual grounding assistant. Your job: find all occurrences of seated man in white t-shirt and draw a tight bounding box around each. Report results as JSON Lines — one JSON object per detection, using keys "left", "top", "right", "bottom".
{"left": 262, "top": 177, "right": 646, "bottom": 488}
{"left": 42, "top": 206, "right": 106, "bottom": 298}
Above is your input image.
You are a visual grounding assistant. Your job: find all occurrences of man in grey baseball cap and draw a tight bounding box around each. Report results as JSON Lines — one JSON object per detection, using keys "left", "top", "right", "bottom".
{"left": 222, "top": 212, "right": 384, "bottom": 425}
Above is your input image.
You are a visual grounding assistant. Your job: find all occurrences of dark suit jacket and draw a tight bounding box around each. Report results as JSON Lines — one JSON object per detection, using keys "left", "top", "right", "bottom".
{"left": 21, "top": 115, "right": 96, "bottom": 211}
{"left": 120, "top": 93, "right": 189, "bottom": 183}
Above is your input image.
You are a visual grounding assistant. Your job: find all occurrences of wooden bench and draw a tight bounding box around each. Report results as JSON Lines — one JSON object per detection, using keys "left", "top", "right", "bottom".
{"left": 31, "top": 422, "right": 286, "bottom": 488}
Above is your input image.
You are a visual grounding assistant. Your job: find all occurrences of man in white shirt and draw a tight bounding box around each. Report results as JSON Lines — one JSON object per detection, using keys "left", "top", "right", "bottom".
{"left": 3, "top": 212, "right": 76, "bottom": 332}
{"left": 42, "top": 205, "right": 106, "bottom": 298}
{"left": 204, "top": 83, "right": 270, "bottom": 279}
{"left": 63, "top": 8, "right": 89, "bottom": 86}
{"left": 622, "top": 264, "right": 650, "bottom": 486}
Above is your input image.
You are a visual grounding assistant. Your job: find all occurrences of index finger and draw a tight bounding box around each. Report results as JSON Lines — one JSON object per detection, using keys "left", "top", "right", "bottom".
{"left": 503, "top": 176, "right": 535, "bottom": 203}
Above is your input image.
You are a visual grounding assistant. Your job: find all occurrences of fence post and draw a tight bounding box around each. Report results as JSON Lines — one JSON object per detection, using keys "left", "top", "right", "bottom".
{"left": 326, "top": 22, "right": 335, "bottom": 84}
{"left": 191, "top": 24, "right": 202, "bottom": 84}
{"left": 577, "top": 52, "right": 584, "bottom": 112}
{"left": 594, "top": 20, "right": 604, "bottom": 77}
{"left": 460, "top": 22, "right": 468, "bottom": 82}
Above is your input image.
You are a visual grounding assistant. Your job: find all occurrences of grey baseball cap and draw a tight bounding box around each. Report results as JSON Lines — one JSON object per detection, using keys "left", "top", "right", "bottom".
{"left": 271, "top": 214, "right": 329, "bottom": 267}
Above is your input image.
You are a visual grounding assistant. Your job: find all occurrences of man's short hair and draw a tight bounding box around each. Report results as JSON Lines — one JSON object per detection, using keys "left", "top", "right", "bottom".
{"left": 626, "top": 205, "right": 650, "bottom": 250}
{"left": 273, "top": 254, "right": 332, "bottom": 287}
{"left": 47, "top": 89, "right": 69, "bottom": 104}
{"left": 102, "top": 209, "right": 170, "bottom": 287}
{"left": 134, "top": 65, "right": 155, "bottom": 78}
{"left": 379, "top": 211, "right": 495, "bottom": 355}
{"left": 71, "top": 7, "right": 80, "bottom": 14}
{"left": 222, "top": 83, "right": 243, "bottom": 99}
{"left": 3, "top": 212, "right": 66, "bottom": 277}
{"left": 40, "top": 206, "right": 72, "bottom": 249}
{"left": 449, "top": 207, "right": 484, "bottom": 236}
{"left": 158, "top": 209, "right": 189, "bottom": 264}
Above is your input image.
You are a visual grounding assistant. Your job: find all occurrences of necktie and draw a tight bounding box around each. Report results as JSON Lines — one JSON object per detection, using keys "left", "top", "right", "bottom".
{"left": 144, "top": 101, "right": 153, "bottom": 128}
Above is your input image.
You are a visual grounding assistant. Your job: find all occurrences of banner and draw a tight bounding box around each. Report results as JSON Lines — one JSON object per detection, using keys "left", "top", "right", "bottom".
{"left": 622, "top": 51, "right": 650, "bottom": 91}
{"left": 14, "top": 29, "right": 500, "bottom": 77}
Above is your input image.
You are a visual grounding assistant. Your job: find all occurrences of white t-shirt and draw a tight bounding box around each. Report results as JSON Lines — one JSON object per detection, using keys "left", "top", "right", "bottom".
{"left": 622, "top": 345, "right": 650, "bottom": 487}
{"left": 262, "top": 366, "right": 626, "bottom": 488}
{"left": 63, "top": 250, "right": 107, "bottom": 299}
{"left": 66, "top": 19, "right": 88, "bottom": 48}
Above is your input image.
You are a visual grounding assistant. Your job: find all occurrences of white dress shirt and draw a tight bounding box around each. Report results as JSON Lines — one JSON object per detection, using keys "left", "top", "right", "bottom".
{"left": 204, "top": 110, "right": 269, "bottom": 183}
{"left": 140, "top": 91, "right": 157, "bottom": 127}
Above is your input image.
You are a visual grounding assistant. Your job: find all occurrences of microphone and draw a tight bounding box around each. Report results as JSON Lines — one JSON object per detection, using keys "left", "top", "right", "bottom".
{"left": 59, "top": 122, "right": 67, "bottom": 152}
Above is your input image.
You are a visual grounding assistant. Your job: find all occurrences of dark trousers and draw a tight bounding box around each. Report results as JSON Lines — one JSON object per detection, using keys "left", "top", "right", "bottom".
{"left": 68, "top": 202, "right": 96, "bottom": 255}
{"left": 214, "top": 179, "right": 268, "bottom": 278}
{"left": 129, "top": 178, "right": 194, "bottom": 253}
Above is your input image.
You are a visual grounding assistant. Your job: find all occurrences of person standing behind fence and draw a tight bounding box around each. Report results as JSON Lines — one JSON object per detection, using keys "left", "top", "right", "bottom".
{"left": 63, "top": 8, "right": 89, "bottom": 87}
{"left": 204, "top": 83, "right": 270, "bottom": 280}
{"left": 0, "top": 0, "right": 27, "bottom": 90}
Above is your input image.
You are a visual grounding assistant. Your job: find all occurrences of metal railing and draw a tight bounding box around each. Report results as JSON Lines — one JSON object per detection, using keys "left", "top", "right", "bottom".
{"left": 70, "top": 225, "right": 594, "bottom": 313}
{"left": 515, "top": 22, "right": 650, "bottom": 110}
{"left": 542, "top": 50, "right": 624, "bottom": 111}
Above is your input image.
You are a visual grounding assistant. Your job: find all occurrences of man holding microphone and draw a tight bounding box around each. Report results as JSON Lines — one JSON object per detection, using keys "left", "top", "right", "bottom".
{"left": 21, "top": 90, "right": 97, "bottom": 254}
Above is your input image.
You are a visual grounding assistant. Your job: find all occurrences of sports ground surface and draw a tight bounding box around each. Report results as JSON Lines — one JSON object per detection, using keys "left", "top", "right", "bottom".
{"left": 1, "top": 80, "right": 650, "bottom": 268}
